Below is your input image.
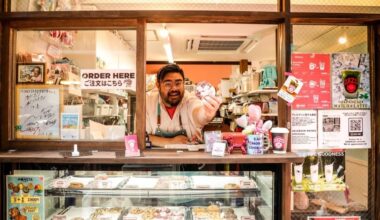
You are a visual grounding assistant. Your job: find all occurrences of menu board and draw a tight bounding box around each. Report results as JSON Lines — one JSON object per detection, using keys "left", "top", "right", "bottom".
{"left": 331, "top": 53, "right": 370, "bottom": 109}
{"left": 16, "top": 85, "right": 62, "bottom": 139}
{"left": 7, "top": 175, "right": 44, "bottom": 220}
{"left": 291, "top": 53, "right": 331, "bottom": 109}
{"left": 318, "top": 110, "right": 371, "bottom": 149}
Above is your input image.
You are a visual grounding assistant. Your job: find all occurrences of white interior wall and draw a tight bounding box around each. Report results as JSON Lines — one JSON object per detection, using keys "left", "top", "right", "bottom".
{"left": 96, "top": 31, "right": 136, "bottom": 70}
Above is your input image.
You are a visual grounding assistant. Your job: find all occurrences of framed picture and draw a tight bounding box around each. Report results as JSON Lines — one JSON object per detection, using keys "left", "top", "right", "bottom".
{"left": 17, "top": 63, "right": 45, "bottom": 83}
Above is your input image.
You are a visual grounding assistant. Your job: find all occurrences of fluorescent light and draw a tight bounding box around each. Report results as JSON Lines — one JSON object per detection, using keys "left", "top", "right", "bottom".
{"left": 163, "top": 43, "right": 174, "bottom": 63}
{"left": 159, "top": 28, "right": 169, "bottom": 38}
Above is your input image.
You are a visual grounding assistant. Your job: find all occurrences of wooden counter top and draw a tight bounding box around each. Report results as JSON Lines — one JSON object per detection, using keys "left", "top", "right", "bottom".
{"left": 0, "top": 150, "right": 303, "bottom": 164}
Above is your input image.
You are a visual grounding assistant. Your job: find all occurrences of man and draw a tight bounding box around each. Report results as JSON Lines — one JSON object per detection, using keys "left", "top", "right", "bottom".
{"left": 30, "top": 66, "right": 43, "bottom": 82}
{"left": 146, "top": 64, "right": 222, "bottom": 147}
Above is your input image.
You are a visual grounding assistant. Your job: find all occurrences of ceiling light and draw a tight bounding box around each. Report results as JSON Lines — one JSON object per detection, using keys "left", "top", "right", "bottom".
{"left": 338, "top": 36, "right": 347, "bottom": 44}
{"left": 159, "top": 28, "right": 169, "bottom": 39}
{"left": 163, "top": 43, "right": 174, "bottom": 63}
{"left": 159, "top": 25, "right": 174, "bottom": 63}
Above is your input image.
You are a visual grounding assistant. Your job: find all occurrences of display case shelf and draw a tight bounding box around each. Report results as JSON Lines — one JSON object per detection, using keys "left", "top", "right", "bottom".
{"left": 45, "top": 188, "right": 260, "bottom": 198}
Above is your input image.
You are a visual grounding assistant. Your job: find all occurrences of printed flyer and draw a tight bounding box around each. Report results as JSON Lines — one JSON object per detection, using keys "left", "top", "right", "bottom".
{"left": 61, "top": 113, "right": 80, "bottom": 140}
{"left": 331, "top": 53, "right": 370, "bottom": 109}
{"left": 318, "top": 110, "right": 371, "bottom": 149}
{"left": 277, "top": 75, "right": 303, "bottom": 103}
{"left": 291, "top": 110, "right": 318, "bottom": 150}
{"left": 7, "top": 175, "right": 44, "bottom": 220}
{"left": 292, "top": 153, "right": 345, "bottom": 192}
{"left": 291, "top": 53, "right": 331, "bottom": 109}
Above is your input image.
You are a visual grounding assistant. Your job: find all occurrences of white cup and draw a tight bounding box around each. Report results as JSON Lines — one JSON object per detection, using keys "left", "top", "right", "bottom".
{"left": 325, "top": 163, "right": 334, "bottom": 183}
{"left": 310, "top": 163, "right": 319, "bottom": 184}
{"left": 294, "top": 164, "right": 303, "bottom": 184}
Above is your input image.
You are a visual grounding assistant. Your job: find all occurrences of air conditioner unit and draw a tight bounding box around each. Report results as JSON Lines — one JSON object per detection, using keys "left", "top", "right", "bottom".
{"left": 186, "top": 36, "right": 255, "bottom": 54}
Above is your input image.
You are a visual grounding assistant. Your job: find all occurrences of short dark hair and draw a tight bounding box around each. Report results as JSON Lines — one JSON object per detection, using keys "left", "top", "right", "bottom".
{"left": 157, "top": 64, "right": 184, "bottom": 82}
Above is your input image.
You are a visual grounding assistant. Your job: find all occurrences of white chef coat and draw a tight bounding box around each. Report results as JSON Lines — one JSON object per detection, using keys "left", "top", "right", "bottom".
{"left": 146, "top": 90, "right": 207, "bottom": 139}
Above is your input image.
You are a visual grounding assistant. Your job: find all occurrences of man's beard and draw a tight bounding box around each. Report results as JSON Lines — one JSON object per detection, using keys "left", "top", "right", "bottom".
{"left": 161, "top": 90, "right": 184, "bottom": 107}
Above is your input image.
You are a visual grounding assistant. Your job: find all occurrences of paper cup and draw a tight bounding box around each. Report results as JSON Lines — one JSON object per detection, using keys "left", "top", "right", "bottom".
{"left": 270, "top": 127, "right": 289, "bottom": 154}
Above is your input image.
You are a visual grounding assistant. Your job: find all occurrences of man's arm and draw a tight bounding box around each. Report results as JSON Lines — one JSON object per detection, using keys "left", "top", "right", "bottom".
{"left": 193, "top": 96, "right": 222, "bottom": 127}
{"left": 149, "top": 135, "right": 189, "bottom": 148}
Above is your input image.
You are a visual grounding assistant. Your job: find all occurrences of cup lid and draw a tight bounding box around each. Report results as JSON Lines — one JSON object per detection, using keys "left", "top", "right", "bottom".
{"left": 270, "top": 127, "right": 289, "bottom": 133}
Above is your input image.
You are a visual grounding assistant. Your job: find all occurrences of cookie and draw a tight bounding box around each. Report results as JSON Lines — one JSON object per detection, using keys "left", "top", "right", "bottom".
{"left": 195, "top": 81, "right": 216, "bottom": 99}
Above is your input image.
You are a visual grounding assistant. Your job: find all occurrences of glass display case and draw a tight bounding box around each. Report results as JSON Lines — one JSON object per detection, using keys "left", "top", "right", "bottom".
{"left": 3, "top": 163, "right": 280, "bottom": 220}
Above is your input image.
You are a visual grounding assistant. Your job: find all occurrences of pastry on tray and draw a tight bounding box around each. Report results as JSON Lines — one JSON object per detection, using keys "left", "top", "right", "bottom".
{"left": 89, "top": 207, "right": 123, "bottom": 220}
{"left": 68, "top": 182, "right": 84, "bottom": 189}
{"left": 126, "top": 207, "right": 185, "bottom": 220}
{"left": 223, "top": 183, "right": 240, "bottom": 189}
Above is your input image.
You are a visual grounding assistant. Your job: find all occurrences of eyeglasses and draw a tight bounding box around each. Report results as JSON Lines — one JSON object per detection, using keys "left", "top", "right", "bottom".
{"left": 161, "top": 80, "right": 184, "bottom": 89}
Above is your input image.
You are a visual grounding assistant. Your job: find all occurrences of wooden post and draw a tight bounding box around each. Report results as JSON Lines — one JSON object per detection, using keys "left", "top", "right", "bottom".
{"left": 239, "top": 59, "right": 248, "bottom": 74}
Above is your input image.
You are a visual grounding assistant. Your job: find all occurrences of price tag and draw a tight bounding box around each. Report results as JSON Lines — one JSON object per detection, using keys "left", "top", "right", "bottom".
{"left": 195, "top": 185, "right": 210, "bottom": 189}
{"left": 240, "top": 180, "right": 256, "bottom": 188}
{"left": 53, "top": 215, "right": 67, "bottom": 220}
{"left": 212, "top": 142, "right": 226, "bottom": 157}
{"left": 52, "top": 179, "right": 69, "bottom": 188}
{"left": 241, "top": 216, "right": 256, "bottom": 220}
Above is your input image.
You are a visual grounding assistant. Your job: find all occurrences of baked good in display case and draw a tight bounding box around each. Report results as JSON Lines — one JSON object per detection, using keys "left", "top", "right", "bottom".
{"left": 51, "top": 175, "right": 128, "bottom": 189}
{"left": 190, "top": 176, "right": 257, "bottom": 189}
{"left": 155, "top": 176, "right": 190, "bottom": 189}
{"left": 89, "top": 207, "right": 123, "bottom": 220}
{"left": 124, "top": 207, "right": 186, "bottom": 220}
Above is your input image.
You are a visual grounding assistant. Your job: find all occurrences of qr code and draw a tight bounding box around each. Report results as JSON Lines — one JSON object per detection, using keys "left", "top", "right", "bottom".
{"left": 348, "top": 118, "right": 363, "bottom": 136}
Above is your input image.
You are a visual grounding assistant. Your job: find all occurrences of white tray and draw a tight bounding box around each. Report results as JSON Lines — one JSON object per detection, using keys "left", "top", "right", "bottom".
{"left": 87, "top": 176, "right": 128, "bottom": 189}
{"left": 190, "top": 176, "right": 256, "bottom": 189}
{"left": 48, "top": 206, "right": 97, "bottom": 220}
{"left": 155, "top": 176, "right": 190, "bottom": 189}
{"left": 121, "top": 176, "right": 160, "bottom": 189}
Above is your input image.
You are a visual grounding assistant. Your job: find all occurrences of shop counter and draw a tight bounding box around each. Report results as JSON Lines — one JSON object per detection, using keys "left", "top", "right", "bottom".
{"left": 0, "top": 150, "right": 303, "bottom": 164}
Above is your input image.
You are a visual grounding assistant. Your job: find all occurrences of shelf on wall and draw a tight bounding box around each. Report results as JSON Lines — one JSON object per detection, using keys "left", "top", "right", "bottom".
{"left": 232, "top": 89, "right": 278, "bottom": 99}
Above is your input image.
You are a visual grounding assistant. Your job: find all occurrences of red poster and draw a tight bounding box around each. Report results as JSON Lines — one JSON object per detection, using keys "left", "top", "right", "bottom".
{"left": 291, "top": 53, "right": 331, "bottom": 109}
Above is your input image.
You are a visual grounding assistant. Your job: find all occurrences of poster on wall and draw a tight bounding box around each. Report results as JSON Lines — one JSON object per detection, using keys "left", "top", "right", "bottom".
{"left": 331, "top": 53, "right": 370, "bottom": 109}
{"left": 308, "top": 217, "right": 360, "bottom": 220}
{"left": 291, "top": 110, "right": 318, "bottom": 150}
{"left": 318, "top": 110, "right": 371, "bottom": 149}
{"left": 7, "top": 175, "right": 44, "bottom": 220}
{"left": 16, "top": 85, "right": 62, "bottom": 139}
{"left": 291, "top": 53, "right": 331, "bottom": 109}
{"left": 61, "top": 113, "right": 80, "bottom": 140}
{"left": 80, "top": 69, "right": 136, "bottom": 90}
{"left": 292, "top": 153, "right": 345, "bottom": 192}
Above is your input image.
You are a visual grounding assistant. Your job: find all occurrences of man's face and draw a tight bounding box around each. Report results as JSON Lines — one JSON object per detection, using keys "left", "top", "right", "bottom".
{"left": 32, "top": 67, "right": 40, "bottom": 76}
{"left": 157, "top": 72, "right": 184, "bottom": 107}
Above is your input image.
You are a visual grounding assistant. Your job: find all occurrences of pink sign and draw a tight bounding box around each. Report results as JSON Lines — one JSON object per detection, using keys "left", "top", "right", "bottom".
{"left": 125, "top": 134, "right": 140, "bottom": 157}
{"left": 291, "top": 53, "right": 331, "bottom": 109}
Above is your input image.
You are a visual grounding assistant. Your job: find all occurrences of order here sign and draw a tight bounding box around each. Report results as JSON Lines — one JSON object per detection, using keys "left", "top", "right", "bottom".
{"left": 80, "top": 69, "right": 136, "bottom": 90}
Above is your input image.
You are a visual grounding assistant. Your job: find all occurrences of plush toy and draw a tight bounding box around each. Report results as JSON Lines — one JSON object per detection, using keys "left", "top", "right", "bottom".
{"left": 235, "top": 104, "right": 272, "bottom": 135}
